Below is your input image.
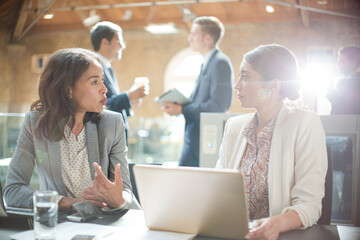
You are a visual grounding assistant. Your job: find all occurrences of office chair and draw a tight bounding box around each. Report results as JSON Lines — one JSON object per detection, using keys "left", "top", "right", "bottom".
{"left": 317, "top": 145, "right": 333, "bottom": 225}
{"left": 128, "top": 163, "right": 139, "bottom": 204}
{"left": 128, "top": 162, "right": 162, "bottom": 205}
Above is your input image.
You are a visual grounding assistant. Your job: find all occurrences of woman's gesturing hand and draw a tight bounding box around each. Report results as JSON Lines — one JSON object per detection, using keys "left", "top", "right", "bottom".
{"left": 90, "top": 162, "right": 126, "bottom": 208}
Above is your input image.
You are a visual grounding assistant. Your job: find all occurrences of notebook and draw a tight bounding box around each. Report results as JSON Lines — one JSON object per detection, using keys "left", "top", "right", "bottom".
{"left": 133, "top": 164, "right": 249, "bottom": 239}
{"left": 155, "top": 88, "right": 190, "bottom": 105}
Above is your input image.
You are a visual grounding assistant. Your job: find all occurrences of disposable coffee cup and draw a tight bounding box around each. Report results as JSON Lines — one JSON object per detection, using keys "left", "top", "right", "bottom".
{"left": 133, "top": 77, "right": 150, "bottom": 95}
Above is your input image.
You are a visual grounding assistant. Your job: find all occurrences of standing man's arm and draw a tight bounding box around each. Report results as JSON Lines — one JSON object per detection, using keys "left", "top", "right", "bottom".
{"left": 106, "top": 83, "right": 146, "bottom": 115}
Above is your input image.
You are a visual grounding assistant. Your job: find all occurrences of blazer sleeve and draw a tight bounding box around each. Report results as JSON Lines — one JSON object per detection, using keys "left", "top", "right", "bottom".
{"left": 281, "top": 112, "right": 327, "bottom": 228}
{"left": 106, "top": 92, "right": 132, "bottom": 114}
{"left": 216, "top": 117, "right": 231, "bottom": 169}
{"left": 3, "top": 112, "right": 36, "bottom": 208}
{"left": 182, "top": 58, "right": 233, "bottom": 122}
{"left": 106, "top": 113, "right": 132, "bottom": 196}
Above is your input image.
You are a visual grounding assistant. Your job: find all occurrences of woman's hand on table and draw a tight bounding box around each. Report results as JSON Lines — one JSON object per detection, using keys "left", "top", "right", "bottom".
{"left": 58, "top": 187, "right": 104, "bottom": 210}
{"left": 245, "top": 211, "right": 302, "bottom": 240}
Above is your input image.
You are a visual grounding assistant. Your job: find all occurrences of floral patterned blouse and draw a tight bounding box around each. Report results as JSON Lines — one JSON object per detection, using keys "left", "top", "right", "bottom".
{"left": 240, "top": 114, "right": 277, "bottom": 220}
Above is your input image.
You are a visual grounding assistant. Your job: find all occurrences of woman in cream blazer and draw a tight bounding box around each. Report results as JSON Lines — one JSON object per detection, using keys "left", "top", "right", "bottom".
{"left": 216, "top": 44, "right": 327, "bottom": 240}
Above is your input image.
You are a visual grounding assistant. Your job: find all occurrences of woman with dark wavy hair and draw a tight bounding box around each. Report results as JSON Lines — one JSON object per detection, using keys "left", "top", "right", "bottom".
{"left": 4, "top": 48, "right": 134, "bottom": 210}
{"left": 216, "top": 44, "right": 327, "bottom": 239}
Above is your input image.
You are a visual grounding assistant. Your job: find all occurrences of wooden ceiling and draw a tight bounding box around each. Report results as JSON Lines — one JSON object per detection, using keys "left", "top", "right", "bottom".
{"left": 1, "top": 0, "right": 359, "bottom": 43}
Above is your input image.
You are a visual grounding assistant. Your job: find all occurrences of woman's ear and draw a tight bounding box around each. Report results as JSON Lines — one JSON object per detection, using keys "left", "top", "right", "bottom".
{"left": 68, "top": 87, "right": 73, "bottom": 99}
{"left": 271, "top": 79, "right": 282, "bottom": 93}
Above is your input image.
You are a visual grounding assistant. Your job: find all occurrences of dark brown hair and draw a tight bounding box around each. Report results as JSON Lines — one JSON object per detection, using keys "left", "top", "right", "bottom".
{"left": 193, "top": 16, "right": 224, "bottom": 47}
{"left": 90, "top": 21, "right": 122, "bottom": 51}
{"left": 244, "top": 44, "right": 301, "bottom": 101}
{"left": 31, "top": 48, "right": 102, "bottom": 141}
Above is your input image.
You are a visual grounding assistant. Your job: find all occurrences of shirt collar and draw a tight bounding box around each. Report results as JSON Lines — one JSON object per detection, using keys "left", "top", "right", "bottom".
{"left": 243, "top": 112, "right": 277, "bottom": 146}
{"left": 202, "top": 48, "right": 217, "bottom": 70}
{"left": 95, "top": 52, "right": 112, "bottom": 69}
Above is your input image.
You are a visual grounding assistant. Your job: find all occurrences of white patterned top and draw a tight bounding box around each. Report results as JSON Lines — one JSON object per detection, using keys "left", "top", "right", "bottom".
{"left": 240, "top": 114, "right": 277, "bottom": 220}
{"left": 60, "top": 125, "right": 92, "bottom": 198}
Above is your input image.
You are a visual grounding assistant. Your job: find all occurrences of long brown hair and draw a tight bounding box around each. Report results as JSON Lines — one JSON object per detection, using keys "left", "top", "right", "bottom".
{"left": 31, "top": 48, "right": 102, "bottom": 141}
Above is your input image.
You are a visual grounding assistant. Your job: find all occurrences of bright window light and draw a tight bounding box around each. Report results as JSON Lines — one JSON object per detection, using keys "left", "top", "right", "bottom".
{"left": 301, "top": 62, "right": 340, "bottom": 115}
{"left": 174, "top": 55, "right": 203, "bottom": 77}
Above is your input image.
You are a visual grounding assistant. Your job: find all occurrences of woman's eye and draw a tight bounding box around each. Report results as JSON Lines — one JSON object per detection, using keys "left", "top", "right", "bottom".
{"left": 91, "top": 80, "right": 98, "bottom": 85}
{"left": 241, "top": 74, "right": 247, "bottom": 80}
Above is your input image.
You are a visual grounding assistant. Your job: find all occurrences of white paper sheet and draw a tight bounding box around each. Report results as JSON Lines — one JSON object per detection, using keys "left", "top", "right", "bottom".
{"left": 10, "top": 221, "right": 196, "bottom": 240}
{"left": 10, "top": 222, "right": 117, "bottom": 240}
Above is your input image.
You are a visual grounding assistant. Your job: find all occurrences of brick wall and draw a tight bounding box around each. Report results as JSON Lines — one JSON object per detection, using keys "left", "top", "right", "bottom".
{"left": 1, "top": 19, "right": 359, "bottom": 116}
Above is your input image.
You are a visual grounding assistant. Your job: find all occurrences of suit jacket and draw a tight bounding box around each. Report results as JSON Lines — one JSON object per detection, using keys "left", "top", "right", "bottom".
{"left": 3, "top": 110, "right": 132, "bottom": 208}
{"left": 180, "top": 49, "right": 233, "bottom": 166}
{"left": 216, "top": 104, "right": 328, "bottom": 228}
{"left": 327, "top": 72, "right": 360, "bottom": 114}
{"left": 102, "top": 65, "right": 131, "bottom": 116}
{"left": 98, "top": 56, "right": 131, "bottom": 142}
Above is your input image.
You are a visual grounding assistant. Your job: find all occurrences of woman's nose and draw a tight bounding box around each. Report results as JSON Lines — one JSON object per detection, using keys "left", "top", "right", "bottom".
{"left": 234, "top": 77, "right": 242, "bottom": 90}
{"left": 101, "top": 81, "right": 108, "bottom": 94}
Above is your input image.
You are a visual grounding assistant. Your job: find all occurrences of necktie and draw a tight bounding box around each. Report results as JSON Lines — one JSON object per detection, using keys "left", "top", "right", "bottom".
{"left": 108, "top": 67, "right": 120, "bottom": 94}
{"left": 108, "top": 67, "right": 115, "bottom": 81}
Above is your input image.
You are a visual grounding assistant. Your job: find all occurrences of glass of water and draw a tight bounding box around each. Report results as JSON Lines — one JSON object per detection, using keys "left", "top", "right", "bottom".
{"left": 33, "top": 190, "right": 58, "bottom": 240}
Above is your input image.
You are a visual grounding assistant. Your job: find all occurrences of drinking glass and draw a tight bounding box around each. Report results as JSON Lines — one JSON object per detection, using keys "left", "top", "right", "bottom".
{"left": 33, "top": 190, "right": 58, "bottom": 240}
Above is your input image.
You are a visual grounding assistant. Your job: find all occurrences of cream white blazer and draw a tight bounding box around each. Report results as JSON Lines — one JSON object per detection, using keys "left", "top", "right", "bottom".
{"left": 216, "top": 104, "right": 327, "bottom": 228}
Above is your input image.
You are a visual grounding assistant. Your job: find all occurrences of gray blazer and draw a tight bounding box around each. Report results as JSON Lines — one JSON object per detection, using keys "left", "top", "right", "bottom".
{"left": 3, "top": 110, "right": 132, "bottom": 208}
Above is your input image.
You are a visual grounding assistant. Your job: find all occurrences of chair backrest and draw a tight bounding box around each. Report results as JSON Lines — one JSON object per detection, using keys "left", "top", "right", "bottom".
{"left": 318, "top": 145, "right": 333, "bottom": 225}
{"left": 128, "top": 163, "right": 139, "bottom": 203}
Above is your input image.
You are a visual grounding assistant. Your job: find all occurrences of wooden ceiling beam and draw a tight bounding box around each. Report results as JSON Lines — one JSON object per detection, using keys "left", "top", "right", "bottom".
{"left": 12, "top": 0, "right": 56, "bottom": 43}
{"left": 12, "top": 0, "right": 31, "bottom": 42}
{"left": 28, "top": 12, "right": 308, "bottom": 33}
{"left": 298, "top": 0, "right": 310, "bottom": 28}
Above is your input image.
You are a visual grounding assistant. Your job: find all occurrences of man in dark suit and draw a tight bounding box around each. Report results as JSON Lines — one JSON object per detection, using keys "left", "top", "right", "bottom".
{"left": 162, "top": 16, "right": 233, "bottom": 167}
{"left": 90, "top": 21, "right": 147, "bottom": 142}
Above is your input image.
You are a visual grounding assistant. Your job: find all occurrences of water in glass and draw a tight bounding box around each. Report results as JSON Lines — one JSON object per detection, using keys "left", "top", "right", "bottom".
{"left": 33, "top": 191, "right": 58, "bottom": 240}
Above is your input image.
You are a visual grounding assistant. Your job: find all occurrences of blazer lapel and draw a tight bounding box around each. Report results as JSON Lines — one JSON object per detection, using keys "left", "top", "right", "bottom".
{"left": 48, "top": 140, "right": 67, "bottom": 196}
{"left": 268, "top": 103, "right": 287, "bottom": 216}
{"left": 190, "top": 50, "right": 218, "bottom": 100}
{"left": 190, "top": 74, "right": 203, "bottom": 101}
{"left": 104, "top": 67, "right": 120, "bottom": 95}
{"left": 201, "top": 49, "right": 218, "bottom": 76}
{"left": 231, "top": 117, "right": 252, "bottom": 169}
{"left": 86, "top": 121, "right": 100, "bottom": 178}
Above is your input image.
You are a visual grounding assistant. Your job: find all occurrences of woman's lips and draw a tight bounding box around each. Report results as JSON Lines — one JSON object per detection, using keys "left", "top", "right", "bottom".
{"left": 101, "top": 98, "right": 107, "bottom": 105}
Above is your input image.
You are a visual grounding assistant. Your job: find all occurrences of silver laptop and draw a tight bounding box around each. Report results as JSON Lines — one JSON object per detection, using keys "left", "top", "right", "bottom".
{"left": 133, "top": 164, "right": 249, "bottom": 239}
